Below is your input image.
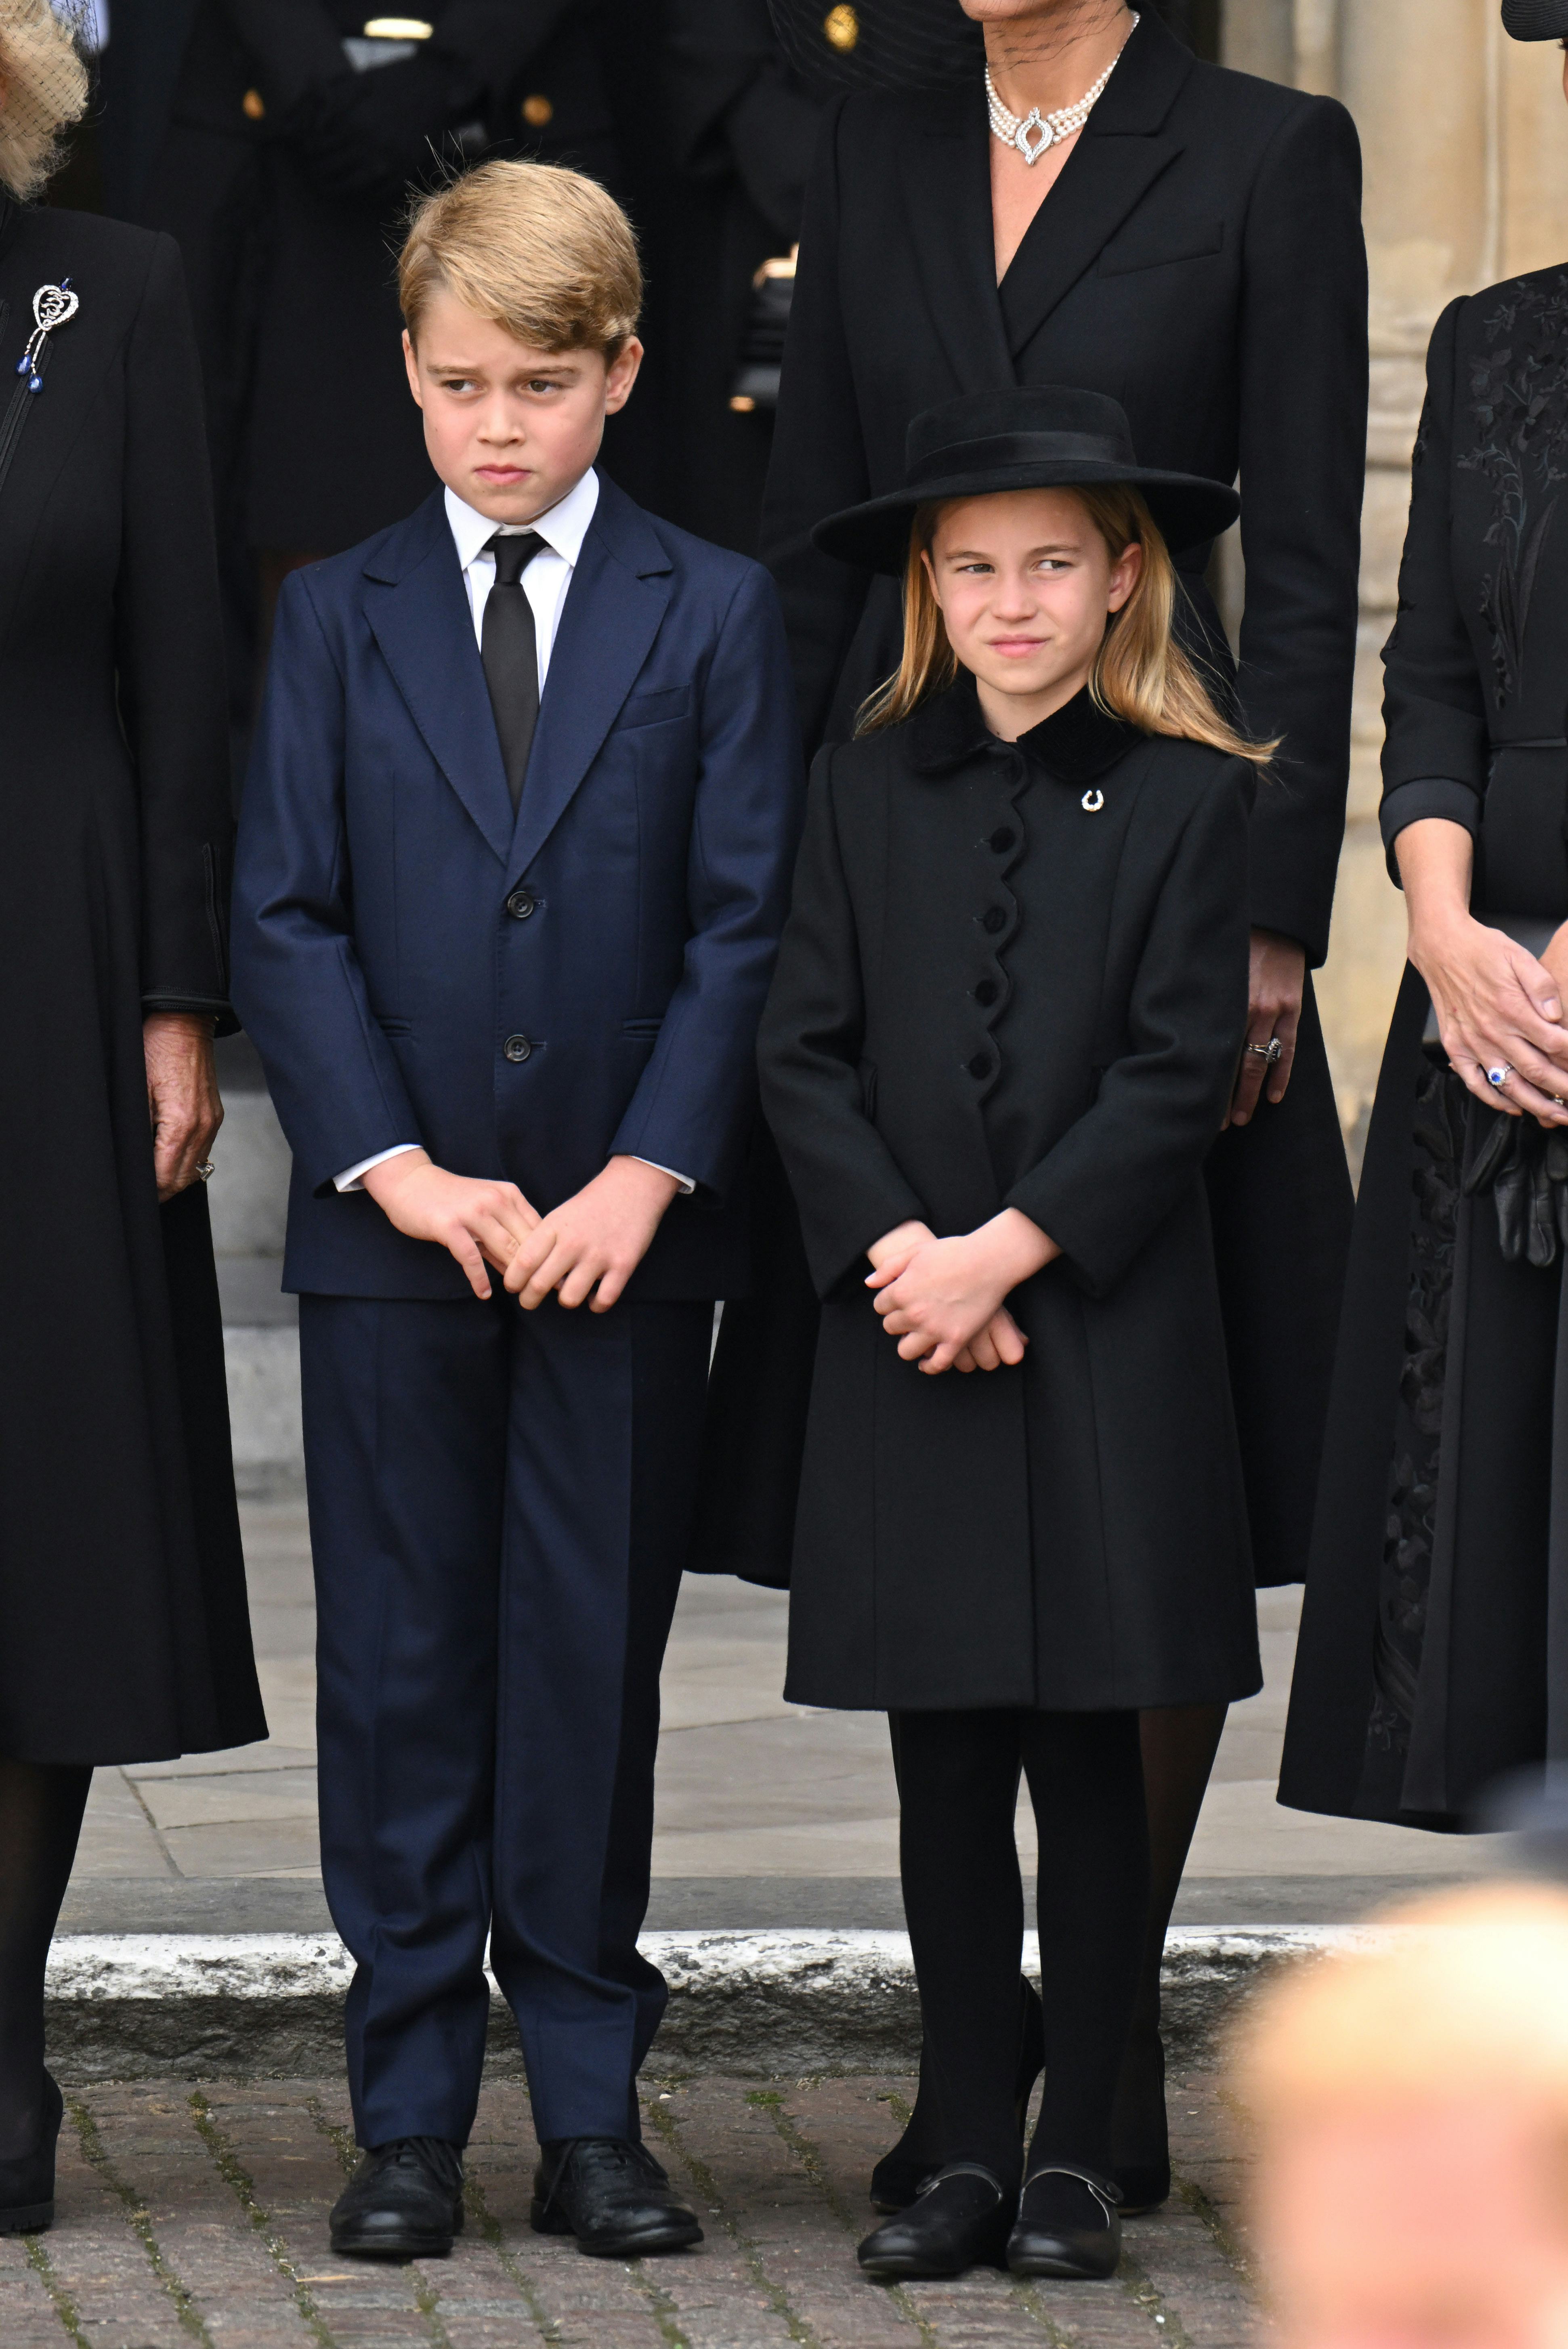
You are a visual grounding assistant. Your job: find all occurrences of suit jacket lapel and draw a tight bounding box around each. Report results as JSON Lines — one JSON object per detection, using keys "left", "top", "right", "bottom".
{"left": 997, "top": 12, "right": 1192, "bottom": 358}
{"left": 363, "top": 494, "right": 515, "bottom": 864}
{"left": 507, "top": 481, "right": 673, "bottom": 882}
{"left": 897, "top": 86, "right": 1015, "bottom": 396}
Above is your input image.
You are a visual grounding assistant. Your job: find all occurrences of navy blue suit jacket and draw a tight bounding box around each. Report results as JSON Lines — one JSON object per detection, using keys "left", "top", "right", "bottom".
{"left": 231, "top": 475, "right": 803, "bottom": 1301}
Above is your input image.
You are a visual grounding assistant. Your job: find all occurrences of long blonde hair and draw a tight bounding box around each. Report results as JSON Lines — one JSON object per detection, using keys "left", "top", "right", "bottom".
{"left": 0, "top": 0, "right": 90, "bottom": 204}
{"left": 857, "top": 485, "right": 1275, "bottom": 767}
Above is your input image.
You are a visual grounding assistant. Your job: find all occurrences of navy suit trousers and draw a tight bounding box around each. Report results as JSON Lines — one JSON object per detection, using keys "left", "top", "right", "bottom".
{"left": 299, "top": 1290, "right": 712, "bottom": 2149}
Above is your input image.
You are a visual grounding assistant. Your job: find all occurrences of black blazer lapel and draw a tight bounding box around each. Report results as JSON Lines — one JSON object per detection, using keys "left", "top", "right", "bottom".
{"left": 363, "top": 494, "right": 515, "bottom": 865}
{"left": 507, "top": 481, "right": 673, "bottom": 882}
{"left": 896, "top": 85, "right": 1015, "bottom": 396}
{"left": 997, "top": 12, "right": 1192, "bottom": 358}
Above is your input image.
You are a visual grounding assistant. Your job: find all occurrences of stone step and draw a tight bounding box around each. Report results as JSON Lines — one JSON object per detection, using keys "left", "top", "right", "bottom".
{"left": 46, "top": 1926, "right": 1353, "bottom": 2082}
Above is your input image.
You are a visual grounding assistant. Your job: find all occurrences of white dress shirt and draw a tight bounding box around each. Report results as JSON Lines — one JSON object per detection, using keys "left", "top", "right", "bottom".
{"left": 335, "top": 467, "right": 692, "bottom": 1199}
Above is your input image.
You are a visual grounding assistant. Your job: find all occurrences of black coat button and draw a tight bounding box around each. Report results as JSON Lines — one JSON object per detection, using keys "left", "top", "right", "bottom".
{"left": 968, "top": 1053, "right": 991, "bottom": 1079}
{"left": 503, "top": 1034, "right": 533, "bottom": 1062}
{"left": 982, "top": 906, "right": 1006, "bottom": 934}
{"left": 989, "top": 827, "right": 1016, "bottom": 853}
{"left": 974, "top": 978, "right": 999, "bottom": 1007}
{"left": 506, "top": 889, "right": 537, "bottom": 920}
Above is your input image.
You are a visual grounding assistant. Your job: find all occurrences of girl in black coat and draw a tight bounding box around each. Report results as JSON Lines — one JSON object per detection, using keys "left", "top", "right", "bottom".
{"left": 0, "top": 1, "right": 263, "bottom": 2237}
{"left": 758, "top": 384, "right": 1266, "bottom": 2282}
{"left": 751, "top": 0, "right": 1366, "bottom": 2208}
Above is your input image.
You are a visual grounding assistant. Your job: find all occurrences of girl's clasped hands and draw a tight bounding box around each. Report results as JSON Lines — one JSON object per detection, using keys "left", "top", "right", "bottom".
{"left": 865, "top": 1209, "right": 1060, "bottom": 1375}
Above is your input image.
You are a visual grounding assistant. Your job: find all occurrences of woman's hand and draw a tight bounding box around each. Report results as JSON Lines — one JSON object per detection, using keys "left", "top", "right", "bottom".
{"left": 363, "top": 1148, "right": 540, "bottom": 1298}
{"left": 1228, "top": 929, "right": 1306, "bottom": 1126}
{"left": 143, "top": 1012, "right": 223, "bottom": 1201}
{"left": 867, "top": 1208, "right": 1056, "bottom": 1374}
{"left": 1398, "top": 820, "right": 1568, "bottom": 1124}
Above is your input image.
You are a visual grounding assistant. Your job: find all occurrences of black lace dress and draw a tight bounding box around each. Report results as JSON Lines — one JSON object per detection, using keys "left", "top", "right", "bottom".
{"left": 1280, "top": 268, "right": 1568, "bottom": 1828}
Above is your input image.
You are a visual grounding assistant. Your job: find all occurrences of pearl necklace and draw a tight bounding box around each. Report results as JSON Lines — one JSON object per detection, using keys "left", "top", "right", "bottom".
{"left": 984, "top": 13, "right": 1140, "bottom": 166}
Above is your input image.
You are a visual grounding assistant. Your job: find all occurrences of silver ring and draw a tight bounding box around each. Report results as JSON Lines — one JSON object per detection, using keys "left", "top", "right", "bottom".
{"left": 1486, "top": 1064, "right": 1513, "bottom": 1090}
{"left": 195, "top": 1161, "right": 215, "bottom": 1182}
{"left": 1246, "top": 1037, "right": 1284, "bottom": 1066}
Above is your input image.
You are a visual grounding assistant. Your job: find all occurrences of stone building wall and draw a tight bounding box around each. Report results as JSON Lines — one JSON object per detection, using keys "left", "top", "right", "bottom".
{"left": 1223, "top": 0, "right": 1568, "bottom": 1149}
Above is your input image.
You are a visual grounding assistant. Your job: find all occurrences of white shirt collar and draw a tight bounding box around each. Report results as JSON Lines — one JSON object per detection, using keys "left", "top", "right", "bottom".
{"left": 443, "top": 467, "right": 600, "bottom": 575}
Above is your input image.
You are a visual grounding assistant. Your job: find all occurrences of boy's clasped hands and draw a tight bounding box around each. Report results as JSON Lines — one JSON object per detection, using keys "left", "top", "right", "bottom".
{"left": 361, "top": 1148, "right": 679, "bottom": 1309}
{"left": 866, "top": 1209, "right": 1059, "bottom": 1376}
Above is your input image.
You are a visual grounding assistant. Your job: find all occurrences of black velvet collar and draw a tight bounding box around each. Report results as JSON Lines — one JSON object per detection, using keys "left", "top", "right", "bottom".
{"left": 907, "top": 672, "right": 1142, "bottom": 782}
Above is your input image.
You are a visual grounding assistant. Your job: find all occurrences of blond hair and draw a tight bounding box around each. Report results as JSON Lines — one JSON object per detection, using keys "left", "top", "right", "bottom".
{"left": 399, "top": 160, "right": 641, "bottom": 357}
{"left": 1232, "top": 1883, "right": 1568, "bottom": 2133}
{"left": 858, "top": 485, "right": 1275, "bottom": 767}
{"left": 0, "top": 0, "right": 90, "bottom": 202}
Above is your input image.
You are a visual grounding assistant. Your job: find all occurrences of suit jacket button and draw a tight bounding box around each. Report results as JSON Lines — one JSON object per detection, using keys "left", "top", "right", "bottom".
{"left": 504, "top": 1034, "right": 533, "bottom": 1062}
{"left": 506, "top": 888, "right": 537, "bottom": 920}
{"left": 982, "top": 906, "right": 1007, "bottom": 934}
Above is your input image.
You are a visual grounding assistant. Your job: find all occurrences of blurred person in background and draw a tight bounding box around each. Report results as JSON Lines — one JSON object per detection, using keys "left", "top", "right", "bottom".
{"left": 1237, "top": 1883, "right": 1568, "bottom": 2349}
{"left": 98, "top": 0, "right": 625, "bottom": 707}
{"left": 0, "top": 0, "right": 263, "bottom": 2236}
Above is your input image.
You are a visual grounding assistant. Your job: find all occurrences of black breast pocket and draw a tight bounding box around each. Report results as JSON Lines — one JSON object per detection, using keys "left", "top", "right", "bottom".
{"left": 1098, "top": 220, "right": 1225, "bottom": 279}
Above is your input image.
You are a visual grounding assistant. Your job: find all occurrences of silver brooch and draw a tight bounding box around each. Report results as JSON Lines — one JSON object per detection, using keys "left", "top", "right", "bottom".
{"left": 15, "top": 280, "right": 79, "bottom": 395}
{"left": 1081, "top": 787, "right": 1105, "bottom": 813}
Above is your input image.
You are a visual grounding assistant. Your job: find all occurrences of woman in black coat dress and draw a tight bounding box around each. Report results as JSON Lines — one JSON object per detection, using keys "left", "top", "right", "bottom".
{"left": 1279, "top": 2, "right": 1568, "bottom": 1836}
{"left": 0, "top": 3, "right": 264, "bottom": 2235}
{"left": 756, "top": 0, "right": 1366, "bottom": 2209}
{"left": 759, "top": 385, "right": 1263, "bottom": 2279}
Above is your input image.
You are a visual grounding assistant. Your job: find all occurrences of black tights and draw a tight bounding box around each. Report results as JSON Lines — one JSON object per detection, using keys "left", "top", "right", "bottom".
{"left": 0, "top": 1759, "right": 91, "bottom": 2159}
{"left": 894, "top": 1708, "right": 1148, "bottom": 2189}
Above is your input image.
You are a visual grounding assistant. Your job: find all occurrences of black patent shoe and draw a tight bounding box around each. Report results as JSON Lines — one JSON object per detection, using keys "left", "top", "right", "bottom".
{"left": 858, "top": 2162, "right": 1014, "bottom": 2281}
{"left": 533, "top": 2137, "right": 703, "bottom": 2258}
{"left": 1110, "top": 2026, "right": 1170, "bottom": 2215}
{"left": 870, "top": 1982, "right": 1045, "bottom": 2212}
{"left": 0, "top": 2072, "right": 64, "bottom": 2235}
{"left": 1008, "top": 2165, "right": 1122, "bottom": 2280}
{"left": 329, "top": 2137, "right": 464, "bottom": 2259}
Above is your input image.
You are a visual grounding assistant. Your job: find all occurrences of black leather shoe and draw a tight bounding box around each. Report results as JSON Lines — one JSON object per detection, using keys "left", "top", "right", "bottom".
{"left": 858, "top": 2163, "right": 1014, "bottom": 2281}
{"left": 1111, "top": 2026, "right": 1170, "bottom": 2215}
{"left": 1008, "top": 2165, "right": 1122, "bottom": 2280}
{"left": 0, "top": 2072, "right": 63, "bottom": 2235}
{"left": 532, "top": 2138, "right": 703, "bottom": 2257}
{"left": 329, "top": 2137, "right": 464, "bottom": 2259}
{"left": 870, "top": 1982, "right": 1045, "bottom": 2212}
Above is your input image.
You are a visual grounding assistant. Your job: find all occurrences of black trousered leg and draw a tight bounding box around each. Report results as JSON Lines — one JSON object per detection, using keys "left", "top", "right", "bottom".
{"left": 299, "top": 1291, "right": 712, "bottom": 2151}
{"left": 893, "top": 1709, "right": 1148, "bottom": 2187}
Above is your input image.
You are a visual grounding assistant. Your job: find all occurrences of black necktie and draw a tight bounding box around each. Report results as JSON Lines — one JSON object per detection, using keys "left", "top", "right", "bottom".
{"left": 481, "top": 530, "right": 545, "bottom": 810}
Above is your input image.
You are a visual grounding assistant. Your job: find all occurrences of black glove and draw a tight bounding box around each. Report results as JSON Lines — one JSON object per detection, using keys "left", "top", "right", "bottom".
{"left": 1463, "top": 1107, "right": 1568, "bottom": 1266}
{"left": 280, "top": 52, "right": 485, "bottom": 206}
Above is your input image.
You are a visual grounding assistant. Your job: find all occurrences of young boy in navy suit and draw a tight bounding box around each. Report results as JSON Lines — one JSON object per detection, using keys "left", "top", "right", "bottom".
{"left": 231, "top": 162, "right": 801, "bottom": 2261}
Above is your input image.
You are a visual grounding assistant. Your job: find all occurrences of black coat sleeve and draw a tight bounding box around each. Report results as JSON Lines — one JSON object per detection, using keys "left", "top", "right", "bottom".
{"left": 665, "top": 0, "right": 819, "bottom": 246}
{"left": 1377, "top": 297, "right": 1490, "bottom": 880}
{"left": 758, "top": 99, "right": 876, "bottom": 751}
{"left": 115, "top": 234, "right": 235, "bottom": 1029}
{"left": 758, "top": 748, "right": 928, "bottom": 1293}
{"left": 1005, "top": 766, "right": 1252, "bottom": 1297}
{"left": 1233, "top": 94, "right": 1368, "bottom": 966}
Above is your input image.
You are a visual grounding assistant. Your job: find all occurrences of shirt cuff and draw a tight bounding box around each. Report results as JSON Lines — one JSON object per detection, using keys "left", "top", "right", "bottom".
{"left": 335, "top": 1143, "right": 422, "bottom": 1194}
{"left": 1380, "top": 778, "right": 1482, "bottom": 883}
{"left": 633, "top": 1157, "right": 696, "bottom": 1196}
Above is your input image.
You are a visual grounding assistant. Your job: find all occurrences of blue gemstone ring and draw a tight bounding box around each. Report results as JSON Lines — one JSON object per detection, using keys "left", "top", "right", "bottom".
{"left": 1487, "top": 1063, "right": 1514, "bottom": 1089}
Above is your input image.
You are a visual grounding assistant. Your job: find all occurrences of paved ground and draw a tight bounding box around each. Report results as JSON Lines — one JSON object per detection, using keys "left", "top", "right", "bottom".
{"left": 2, "top": 2061, "right": 1256, "bottom": 2349}
{"left": 60, "top": 1497, "right": 1493, "bottom": 1936}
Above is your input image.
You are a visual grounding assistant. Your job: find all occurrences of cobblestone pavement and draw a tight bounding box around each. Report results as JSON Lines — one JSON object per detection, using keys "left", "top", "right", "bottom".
{"left": 0, "top": 2065, "right": 1258, "bottom": 2349}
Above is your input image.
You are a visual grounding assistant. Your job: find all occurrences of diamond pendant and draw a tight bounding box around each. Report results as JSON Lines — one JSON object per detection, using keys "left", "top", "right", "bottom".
{"left": 1014, "top": 109, "right": 1053, "bottom": 165}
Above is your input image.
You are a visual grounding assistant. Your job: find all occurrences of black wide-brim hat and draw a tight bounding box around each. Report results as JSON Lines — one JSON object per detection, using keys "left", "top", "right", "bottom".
{"left": 812, "top": 387, "right": 1241, "bottom": 575}
{"left": 767, "top": 0, "right": 982, "bottom": 92}
{"left": 1502, "top": 0, "right": 1568, "bottom": 34}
